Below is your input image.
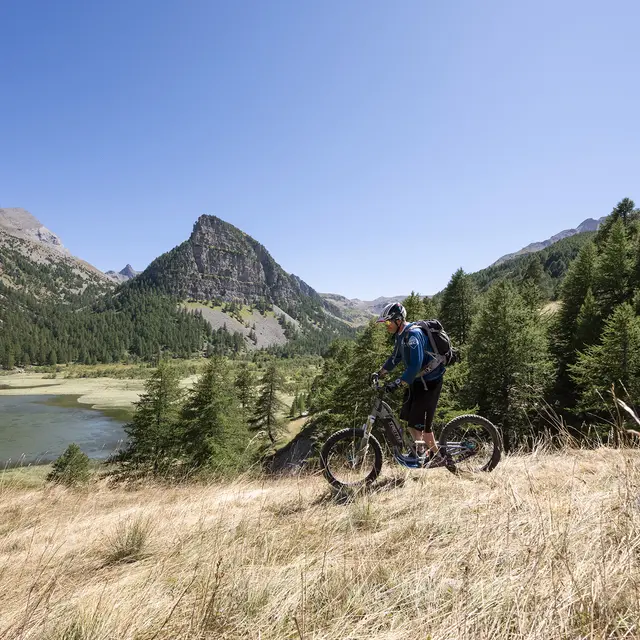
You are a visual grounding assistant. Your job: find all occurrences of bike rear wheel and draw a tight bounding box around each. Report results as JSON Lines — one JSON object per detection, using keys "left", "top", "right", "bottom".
{"left": 320, "top": 428, "right": 383, "bottom": 490}
{"left": 438, "top": 414, "right": 501, "bottom": 474}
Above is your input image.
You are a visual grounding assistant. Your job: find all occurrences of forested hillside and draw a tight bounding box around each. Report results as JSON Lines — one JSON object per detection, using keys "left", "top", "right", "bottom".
{"left": 469, "top": 231, "right": 595, "bottom": 297}
{"left": 300, "top": 198, "right": 640, "bottom": 454}
{"left": 0, "top": 213, "right": 355, "bottom": 366}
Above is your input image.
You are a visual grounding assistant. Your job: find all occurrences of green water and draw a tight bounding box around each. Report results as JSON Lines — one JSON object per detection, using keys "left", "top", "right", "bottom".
{"left": 0, "top": 395, "right": 129, "bottom": 466}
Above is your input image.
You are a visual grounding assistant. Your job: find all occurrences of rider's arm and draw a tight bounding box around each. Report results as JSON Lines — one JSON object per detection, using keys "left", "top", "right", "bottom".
{"left": 400, "top": 330, "right": 424, "bottom": 384}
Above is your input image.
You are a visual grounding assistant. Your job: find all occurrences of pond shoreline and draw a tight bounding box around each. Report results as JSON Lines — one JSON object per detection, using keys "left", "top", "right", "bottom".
{"left": 0, "top": 393, "right": 130, "bottom": 468}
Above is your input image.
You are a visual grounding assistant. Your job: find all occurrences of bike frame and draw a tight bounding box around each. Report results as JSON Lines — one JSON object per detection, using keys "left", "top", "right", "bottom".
{"left": 361, "top": 387, "right": 477, "bottom": 470}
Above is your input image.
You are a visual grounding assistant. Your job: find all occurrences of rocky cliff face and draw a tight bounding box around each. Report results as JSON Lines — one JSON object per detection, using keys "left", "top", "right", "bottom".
{"left": 0, "top": 208, "right": 70, "bottom": 255}
{"left": 135, "top": 215, "right": 326, "bottom": 308}
{"left": 0, "top": 207, "right": 111, "bottom": 288}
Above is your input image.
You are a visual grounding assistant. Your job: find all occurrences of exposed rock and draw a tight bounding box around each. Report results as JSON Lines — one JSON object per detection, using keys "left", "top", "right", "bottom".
{"left": 0, "top": 207, "right": 70, "bottom": 255}
{"left": 106, "top": 264, "right": 139, "bottom": 283}
{"left": 136, "top": 214, "right": 328, "bottom": 308}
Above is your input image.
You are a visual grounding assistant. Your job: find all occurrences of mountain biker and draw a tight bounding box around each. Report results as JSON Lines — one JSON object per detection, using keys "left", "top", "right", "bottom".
{"left": 372, "top": 302, "right": 445, "bottom": 462}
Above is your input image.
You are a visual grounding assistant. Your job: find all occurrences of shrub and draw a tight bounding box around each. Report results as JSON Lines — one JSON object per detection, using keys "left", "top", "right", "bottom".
{"left": 46, "top": 443, "right": 91, "bottom": 486}
{"left": 104, "top": 516, "right": 152, "bottom": 564}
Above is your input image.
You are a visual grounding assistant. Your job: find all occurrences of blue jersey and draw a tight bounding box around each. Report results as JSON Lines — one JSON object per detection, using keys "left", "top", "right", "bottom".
{"left": 382, "top": 322, "right": 445, "bottom": 384}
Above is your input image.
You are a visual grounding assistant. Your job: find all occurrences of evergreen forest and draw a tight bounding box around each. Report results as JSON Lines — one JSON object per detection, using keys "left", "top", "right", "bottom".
{"left": 4, "top": 198, "right": 640, "bottom": 472}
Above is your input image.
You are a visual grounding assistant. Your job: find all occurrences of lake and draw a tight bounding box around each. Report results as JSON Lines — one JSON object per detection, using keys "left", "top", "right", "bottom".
{"left": 0, "top": 395, "right": 128, "bottom": 467}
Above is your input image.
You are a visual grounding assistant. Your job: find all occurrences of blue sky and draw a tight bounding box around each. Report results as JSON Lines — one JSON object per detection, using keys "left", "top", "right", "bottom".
{"left": 2, "top": 0, "right": 639, "bottom": 299}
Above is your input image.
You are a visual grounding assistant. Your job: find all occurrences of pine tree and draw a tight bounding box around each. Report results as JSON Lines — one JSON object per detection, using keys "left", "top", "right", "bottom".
{"left": 250, "top": 362, "right": 287, "bottom": 445}
{"left": 329, "top": 320, "right": 393, "bottom": 432}
{"left": 47, "top": 443, "right": 91, "bottom": 486}
{"left": 596, "top": 198, "right": 636, "bottom": 246}
{"left": 289, "top": 394, "right": 298, "bottom": 418}
{"left": 180, "top": 357, "right": 248, "bottom": 470}
{"left": 234, "top": 362, "right": 256, "bottom": 421}
{"left": 439, "top": 268, "right": 476, "bottom": 345}
{"left": 422, "top": 295, "right": 439, "bottom": 319}
{"left": 593, "top": 217, "right": 631, "bottom": 314}
{"left": 465, "top": 282, "right": 552, "bottom": 451}
{"left": 402, "top": 292, "right": 424, "bottom": 322}
{"left": 520, "top": 256, "right": 545, "bottom": 311}
{"left": 553, "top": 241, "right": 597, "bottom": 385}
{"left": 122, "top": 359, "right": 184, "bottom": 473}
{"left": 575, "top": 288, "right": 600, "bottom": 352}
{"left": 570, "top": 303, "right": 640, "bottom": 412}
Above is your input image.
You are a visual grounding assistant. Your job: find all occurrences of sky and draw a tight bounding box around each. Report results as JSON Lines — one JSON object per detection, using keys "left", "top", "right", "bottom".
{"left": 2, "top": 0, "right": 639, "bottom": 300}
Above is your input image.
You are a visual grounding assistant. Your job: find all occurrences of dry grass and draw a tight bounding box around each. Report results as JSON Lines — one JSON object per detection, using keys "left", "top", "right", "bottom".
{"left": 1, "top": 448, "right": 640, "bottom": 639}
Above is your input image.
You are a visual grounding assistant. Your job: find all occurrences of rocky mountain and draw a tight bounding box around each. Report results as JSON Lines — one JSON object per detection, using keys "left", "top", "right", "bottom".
{"left": 127, "top": 215, "right": 355, "bottom": 352}
{"left": 0, "top": 207, "right": 69, "bottom": 255}
{"left": 105, "top": 264, "right": 139, "bottom": 283}
{"left": 136, "top": 215, "right": 331, "bottom": 309}
{"left": 0, "top": 207, "right": 111, "bottom": 296}
{"left": 320, "top": 293, "right": 408, "bottom": 325}
{"left": 493, "top": 217, "right": 606, "bottom": 266}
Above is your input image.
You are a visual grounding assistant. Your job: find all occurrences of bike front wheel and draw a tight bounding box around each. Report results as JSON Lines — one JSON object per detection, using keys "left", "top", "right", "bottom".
{"left": 320, "top": 428, "right": 383, "bottom": 490}
{"left": 438, "top": 414, "right": 501, "bottom": 474}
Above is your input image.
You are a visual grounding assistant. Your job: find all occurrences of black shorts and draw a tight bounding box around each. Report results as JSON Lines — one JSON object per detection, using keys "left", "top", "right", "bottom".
{"left": 399, "top": 377, "right": 443, "bottom": 432}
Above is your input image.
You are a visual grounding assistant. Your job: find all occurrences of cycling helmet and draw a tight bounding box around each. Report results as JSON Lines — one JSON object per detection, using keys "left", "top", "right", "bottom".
{"left": 376, "top": 302, "right": 407, "bottom": 323}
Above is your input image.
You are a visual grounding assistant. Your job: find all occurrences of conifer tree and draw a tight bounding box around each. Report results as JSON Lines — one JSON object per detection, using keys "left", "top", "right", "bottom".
{"left": 593, "top": 217, "right": 631, "bottom": 315}
{"left": 422, "top": 295, "right": 439, "bottom": 319}
{"left": 596, "top": 198, "right": 636, "bottom": 246}
{"left": 571, "top": 303, "right": 640, "bottom": 411}
{"left": 180, "top": 356, "right": 248, "bottom": 469}
{"left": 553, "top": 241, "right": 597, "bottom": 382}
{"left": 439, "top": 268, "right": 476, "bottom": 345}
{"left": 250, "top": 362, "right": 287, "bottom": 445}
{"left": 289, "top": 394, "right": 298, "bottom": 418}
{"left": 402, "top": 292, "right": 424, "bottom": 322}
{"left": 575, "top": 288, "right": 600, "bottom": 352}
{"left": 330, "top": 320, "right": 393, "bottom": 428}
{"left": 465, "top": 282, "right": 552, "bottom": 450}
{"left": 234, "top": 362, "right": 256, "bottom": 421}
{"left": 520, "top": 256, "right": 545, "bottom": 311}
{"left": 122, "top": 359, "right": 184, "bottom": 473}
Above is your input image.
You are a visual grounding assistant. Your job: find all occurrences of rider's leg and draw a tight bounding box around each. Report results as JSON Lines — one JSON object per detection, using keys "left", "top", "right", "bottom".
{"left": 407, "top": 378, "right": 443, "bottom": 455}
{"left": 422, "top": 378, "right": 443, "bottom": 453}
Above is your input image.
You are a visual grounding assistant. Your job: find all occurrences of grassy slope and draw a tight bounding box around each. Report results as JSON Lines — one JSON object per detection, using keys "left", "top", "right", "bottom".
{"left": 1, "top": 447, "right": 640, "bottom": 639}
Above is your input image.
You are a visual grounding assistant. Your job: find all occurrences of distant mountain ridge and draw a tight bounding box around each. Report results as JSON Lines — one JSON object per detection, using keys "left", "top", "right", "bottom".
{"left": 493, "top": 217, "right": 606, "bottom": 266}
{"left": 320, "top": 293, "right": 408, "bottom": 325}
{"left": 106, "top": 264, "right": 139, "bottom": 283}
{"left": 0, "top": 207, "right": 111, "bottom": 289}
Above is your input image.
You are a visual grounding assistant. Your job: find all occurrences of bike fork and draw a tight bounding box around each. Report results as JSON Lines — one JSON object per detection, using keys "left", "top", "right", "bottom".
{"left": 351, "top": 416, "right": 375, "bottom": 468}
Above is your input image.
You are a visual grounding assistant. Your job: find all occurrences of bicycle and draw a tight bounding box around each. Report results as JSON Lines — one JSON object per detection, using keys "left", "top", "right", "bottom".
{"left": 320, "top": 374, "right": 501, "bottom": 490}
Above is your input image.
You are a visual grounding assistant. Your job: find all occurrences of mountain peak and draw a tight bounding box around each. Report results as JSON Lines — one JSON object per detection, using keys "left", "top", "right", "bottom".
{"left": 0, "top": 207, "right": 69, "bottom": 255}
{"left": 105, "top": 264, "right": 139, "bottom": 282}
{"left": 136, "top": 214, "right": 321, "bottom": 307}
{"left": 119, "top": 264, "right": 138, "bottom": 278}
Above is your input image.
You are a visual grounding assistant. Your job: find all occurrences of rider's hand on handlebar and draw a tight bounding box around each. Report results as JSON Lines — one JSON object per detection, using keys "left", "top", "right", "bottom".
{"left": 384, "top": 378, "right": 402, "bottom": 393}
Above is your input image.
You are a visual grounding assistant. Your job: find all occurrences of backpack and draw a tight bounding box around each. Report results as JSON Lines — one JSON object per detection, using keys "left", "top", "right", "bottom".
{"left": 404, "top": 319, "right": 458, "bottom": 370}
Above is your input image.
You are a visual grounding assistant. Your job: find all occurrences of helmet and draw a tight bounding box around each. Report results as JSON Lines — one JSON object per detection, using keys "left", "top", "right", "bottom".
{"left": 376, "top": 302, "right": 407, "bottom": 323}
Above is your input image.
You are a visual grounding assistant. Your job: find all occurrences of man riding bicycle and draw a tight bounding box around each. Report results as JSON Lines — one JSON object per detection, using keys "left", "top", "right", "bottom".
{"left": 373, "top": 302, "right": 445, "bottom": 463}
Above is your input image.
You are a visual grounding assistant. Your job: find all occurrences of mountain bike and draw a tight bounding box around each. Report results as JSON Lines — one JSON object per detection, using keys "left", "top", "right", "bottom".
{"left": 320, "top": 375, "right": 501, "bottom": 490}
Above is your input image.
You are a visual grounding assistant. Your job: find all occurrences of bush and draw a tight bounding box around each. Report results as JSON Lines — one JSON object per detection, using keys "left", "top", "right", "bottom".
{"left": 104, "top": 516, "right": 152, "bottom": 564}
{"left": 46, "top": 443, "right": 91, "bottom": 486}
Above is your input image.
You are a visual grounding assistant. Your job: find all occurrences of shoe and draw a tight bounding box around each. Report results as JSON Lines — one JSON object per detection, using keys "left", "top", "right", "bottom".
{"left": 423, "top": 450, "right": 447, "bottom": 467}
